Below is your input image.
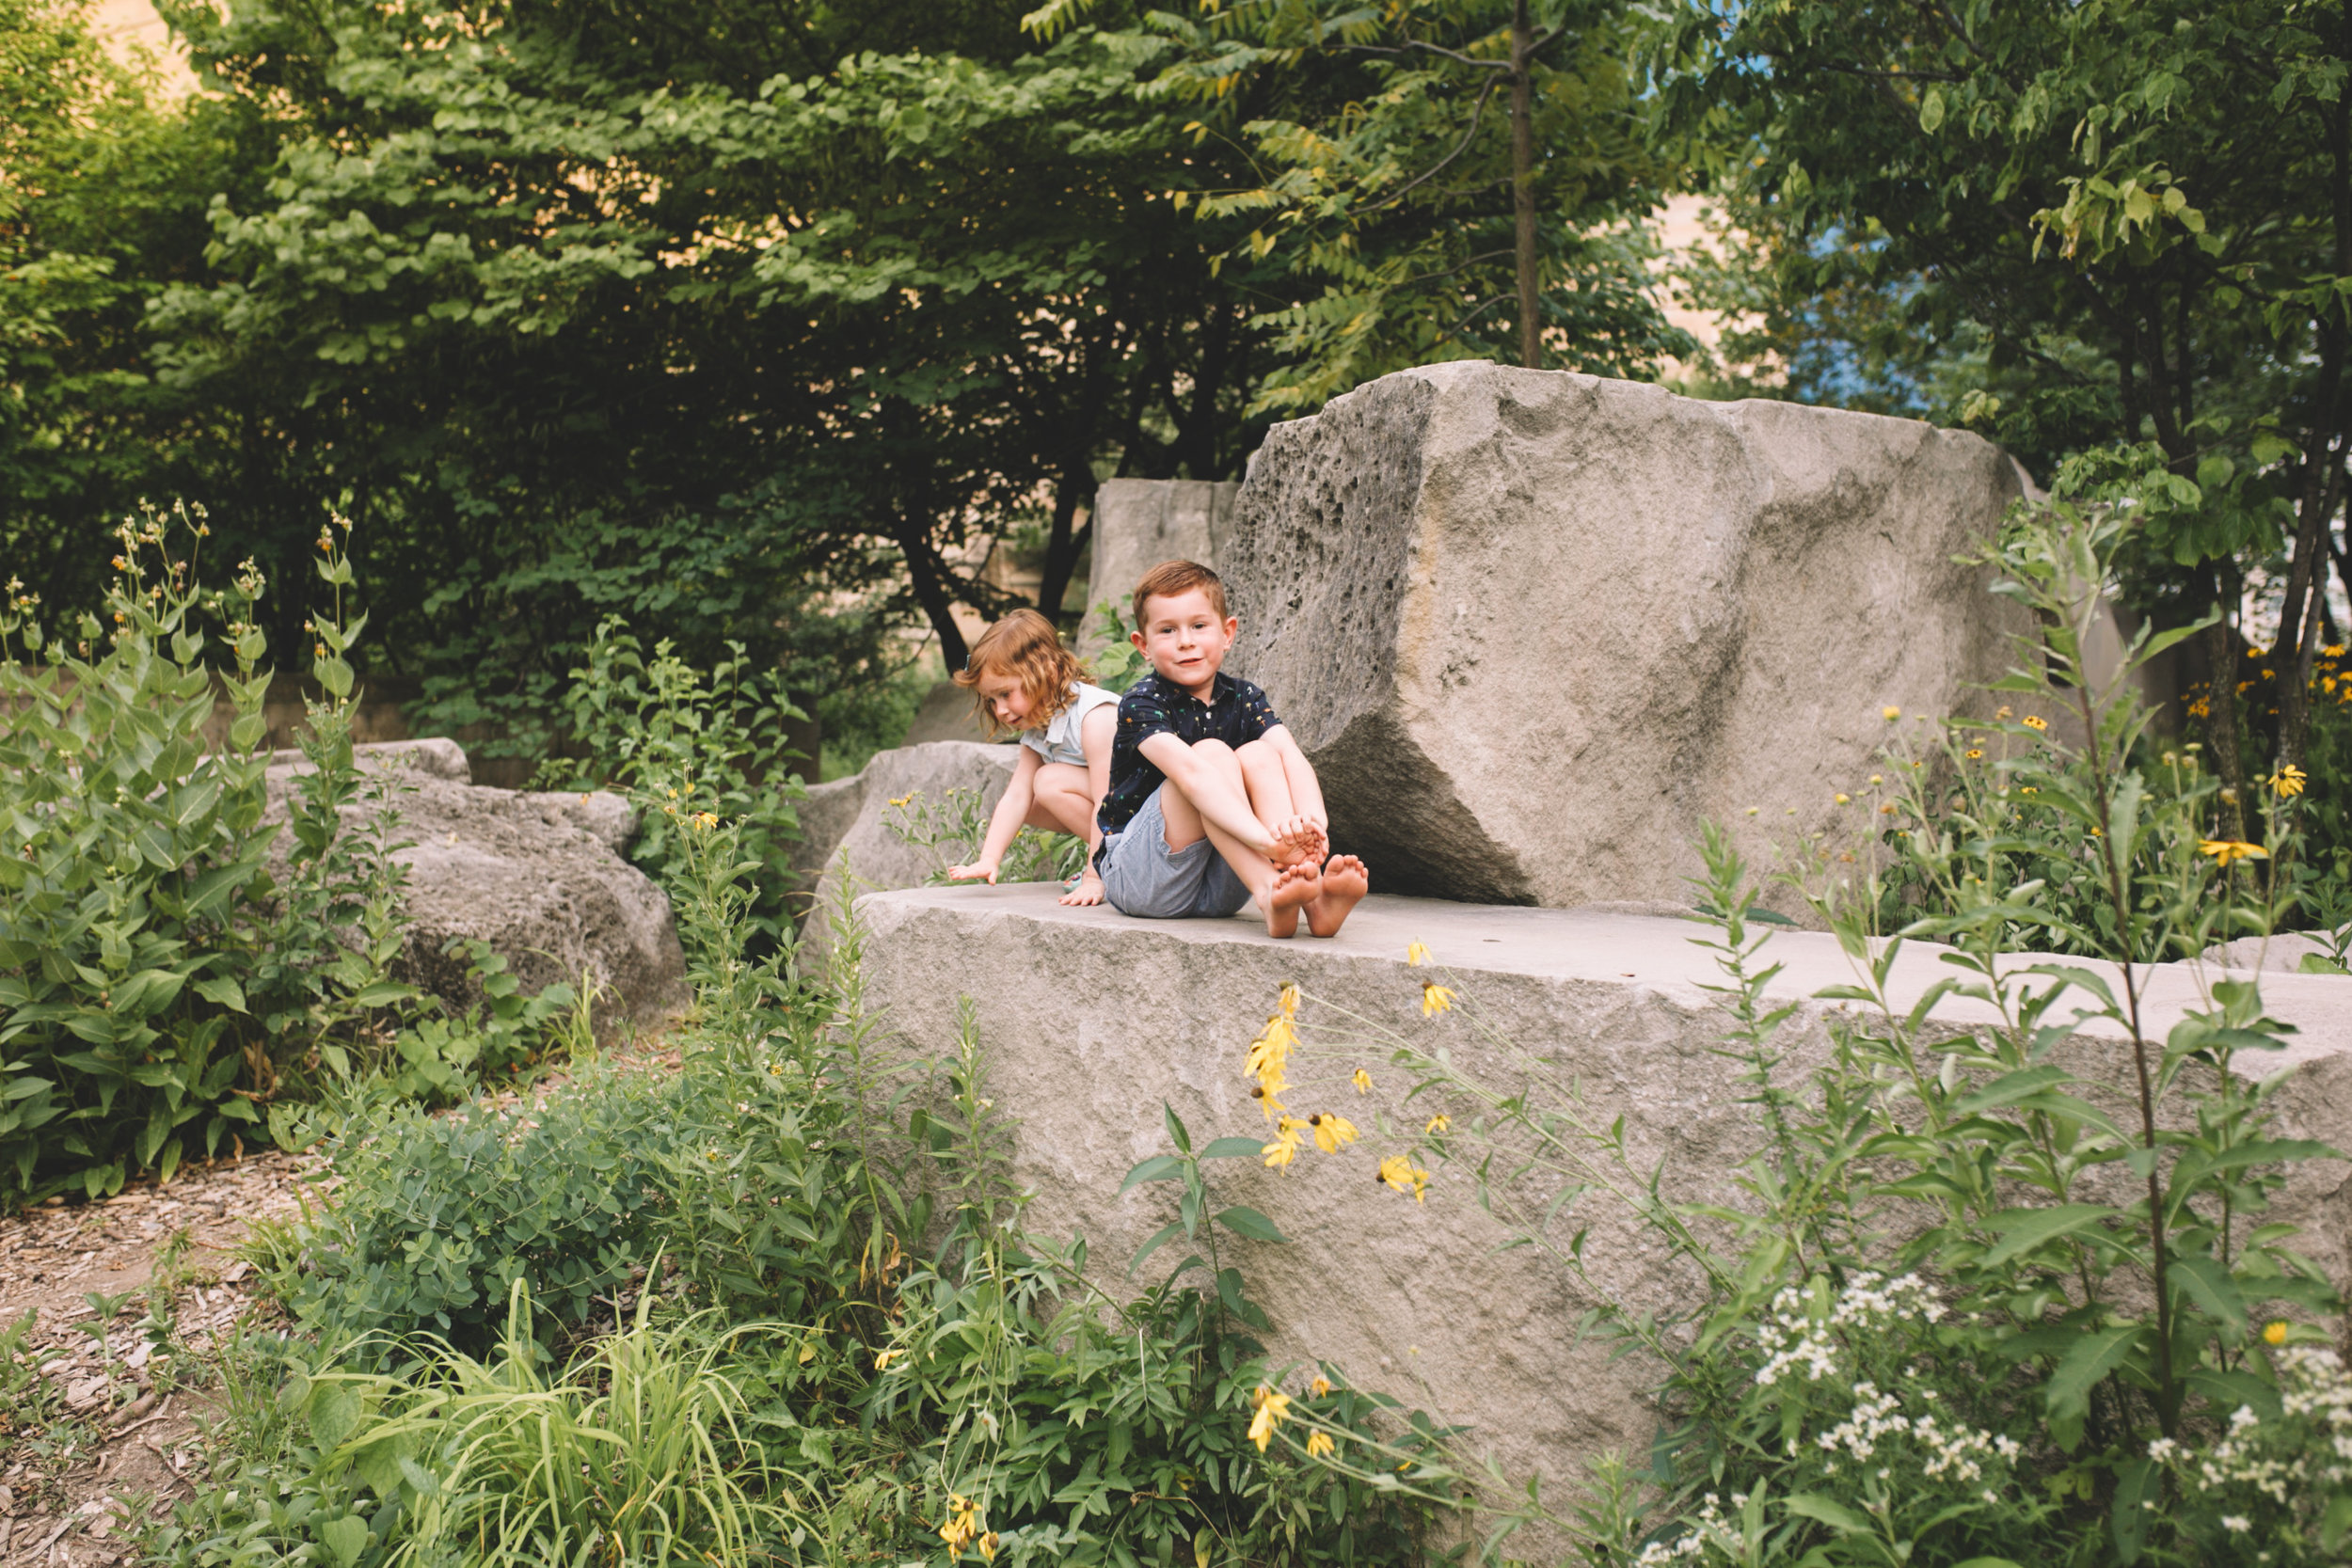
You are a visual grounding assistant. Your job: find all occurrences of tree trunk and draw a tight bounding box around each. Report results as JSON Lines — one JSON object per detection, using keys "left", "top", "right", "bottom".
{"left": 1035, "top": 476, "right": 1090, "bottom": 630}
{"left": 1511, "top": 0, "right": 1540, "bottom": 371}
{"left": 2198, "top": 558, "right": 2251, "bottom": 843}
{"left": 894, "top": 514, "right": 970, "bottom": 672}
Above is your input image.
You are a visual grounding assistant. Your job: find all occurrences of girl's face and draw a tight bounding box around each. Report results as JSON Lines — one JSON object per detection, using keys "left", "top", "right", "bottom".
{"left": 976, "top": 668, "right": 1035, "bottom": 729}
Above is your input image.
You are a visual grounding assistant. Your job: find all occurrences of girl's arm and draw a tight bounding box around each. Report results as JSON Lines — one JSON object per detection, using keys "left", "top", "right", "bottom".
{"left": 1061, "top": 704, "right": 1120, "bottom": 905}
{"left": 948, "top": 746, "right": 1041, "bottom": 882}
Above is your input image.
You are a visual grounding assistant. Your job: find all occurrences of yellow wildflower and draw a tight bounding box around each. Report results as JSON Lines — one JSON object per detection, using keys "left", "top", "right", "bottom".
{"left": 1995, "top": 705, "right": 2012, "bottom": 720}
{"left": 2022, "top": 715, "right": 2048, "bottom": 731}
{"left": 2201, "top": 840, "right": 2269, "bottom": 868}
{"left": 979, "top": 1534, "right": 999, "bottom": 1561}
{"left": 1308, "top": 1112, "right": 1359, "bottom": 1153}
{"left": 1263, "top": 1117, "right": 1308, "bottom": 1170}
{"left": 2274, "top": 765, "right": 2307, "bottom": 799}
{"left": 1868, "top": 774, "right": 1883, "bottom": 784}
{"left": 1246, "top": 1013, "right": 1297, "bottom": 1087}
{"left": 691, "top": 811, "right": 719, "bottom": 829}
{"left": 1305, "top": 1430, "right": 1336, "bottom": 1459}
{"left": 1422, "top": 983, "right": 1455, "bottom": 1017}
{"left": 1882, "top": 705, "right": 1900, "bottom": 721}
{"left": 1425, "top": 1113, "right": 1450, "bottom": 1134}
{"left": 1378, "top": 1154, "right": 1431, "bottom": 1202}
{"left": 1406, "top": 942, "right": 1431, "bottom": 966}
{"left": 1351, "top": 1068, "right": 1373, "bottom": 1094}
{"left": 1835, "top": 793, "right": 1851, "bottom": 805}
{"left": 939, "top": 1494, "right": 980, "bottom": 1552}
{"left": 1965, "top": 748, "right": 1983, "bottom": 760}
{"left": 1278, "top": 982, "right": 1299, "bottom": 1019}
{"left": 2264, "top": 1320, "right": 2288, "bottom": 1346}
{"left": 889, "top": 793, "right": 911, "bottom": 807}
{"left": 1311, "top": 1375, "right": 1332, "bottom": 1397}
{"left": 875, "top": 1348, "right": 904, "bottom": 1370}
{"left": 1248, "top": 1385, "right": 1291, "bottom": 1452}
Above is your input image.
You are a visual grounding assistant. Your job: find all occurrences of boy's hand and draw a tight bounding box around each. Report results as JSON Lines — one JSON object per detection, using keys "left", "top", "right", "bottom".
{"left": 946, "top": 860, "right": 1001, "bottom": 884}
{"left": 1058, "top": 870, "right": 1105, "bottom": 908}
{"left": 1267, "top": 816, "right": 1327, "bottom": 867}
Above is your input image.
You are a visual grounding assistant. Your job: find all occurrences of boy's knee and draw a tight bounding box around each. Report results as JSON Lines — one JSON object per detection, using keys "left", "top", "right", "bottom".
{"left": 1191, "top": 738, "right": 1234, "bottom": 758}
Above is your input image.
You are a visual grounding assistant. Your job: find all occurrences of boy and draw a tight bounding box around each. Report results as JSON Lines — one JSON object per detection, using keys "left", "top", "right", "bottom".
{"left": 1093, "top": 560, "right": 1369, "bottom": 939}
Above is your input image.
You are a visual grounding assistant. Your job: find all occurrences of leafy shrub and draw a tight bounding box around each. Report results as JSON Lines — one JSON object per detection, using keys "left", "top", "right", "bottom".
{"left": 534, "top": 616, "right": 806, "bottom": 955}
{"left": 0, "top": 505, "right": 415, "bottom": 1200}
{"left": 266, "top": 1067, "right": 676, "bottom": 1363}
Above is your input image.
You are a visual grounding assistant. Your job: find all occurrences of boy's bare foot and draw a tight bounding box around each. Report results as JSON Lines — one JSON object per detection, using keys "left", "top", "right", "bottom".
{"left": 1267, "top": 816, "right": 1327, "bottom": 867}
{"left": 1306, "top": 854, "right": 1368, "bottom": 938}
{"left": 1263, "top": 859, "right": 1322, "bottom": 939}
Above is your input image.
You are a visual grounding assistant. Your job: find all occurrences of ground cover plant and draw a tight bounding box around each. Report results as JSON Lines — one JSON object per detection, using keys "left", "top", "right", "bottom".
{"left": 157, "top": 706, "right": 1437, "bottom": 1567}
{"left": 1199, "top": 501, "right": 2350, "bottom": 1564}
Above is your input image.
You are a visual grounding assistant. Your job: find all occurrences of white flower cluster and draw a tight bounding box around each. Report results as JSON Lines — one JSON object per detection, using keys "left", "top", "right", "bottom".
{"left": 2145, "top": 1347, "right": 2352, "bottom": 1530}
{"left": 1813, "top": 1380, "right": 2017, "bottom": 1483}
{"left": 1753, "top": 1273, "right": 1947, "bottom": 1387}
{"left": 1633, "top": 1494, "right": 1733, "bottom": 1566}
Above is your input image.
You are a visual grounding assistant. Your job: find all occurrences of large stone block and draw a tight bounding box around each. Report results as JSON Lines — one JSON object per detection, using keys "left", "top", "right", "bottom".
{"left": 264, "top": 741, "right": 686, "bottom": 1029}
{"left": 1087, "top": 479, "right": 1241, "bottom": 629}
{"left": 857, "top": 885, "right": 2352, "bottom": 1524}
{"left": 799, "top": 742, "right": 1019, "bottom": 945}
{"left": 1222, "top": 363, "right": 2032, "bottom": 908}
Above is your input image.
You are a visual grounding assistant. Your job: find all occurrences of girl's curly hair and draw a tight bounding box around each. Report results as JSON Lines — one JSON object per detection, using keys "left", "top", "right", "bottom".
{"left": 953, "top": 609, "right": 1085, "bottom": 738}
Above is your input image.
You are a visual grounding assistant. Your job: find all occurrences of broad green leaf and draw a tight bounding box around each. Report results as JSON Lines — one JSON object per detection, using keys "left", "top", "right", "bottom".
{"left": 1784, "top": 1493, "right": 1871, "bottom": 1534}
{"left": 1213, "top": 1205, "right": 1287, "bottom": 1243}
{"left": 1981, "top": 1204, "right": 2116, "bottom": 1266}
{"left": 2043, "top": 1324, "right": 2141, "bottom": 1418}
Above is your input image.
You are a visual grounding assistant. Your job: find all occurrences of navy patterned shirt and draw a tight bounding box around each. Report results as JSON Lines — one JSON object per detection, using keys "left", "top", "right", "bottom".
{"left": 1094, "top": 670, "right": 1282, "bottom": 858}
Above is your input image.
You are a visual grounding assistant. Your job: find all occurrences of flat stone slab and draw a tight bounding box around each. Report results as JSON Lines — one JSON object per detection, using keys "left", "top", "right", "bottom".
{"left": 858, "top": 885, "right": 2352, "bottom": 1509}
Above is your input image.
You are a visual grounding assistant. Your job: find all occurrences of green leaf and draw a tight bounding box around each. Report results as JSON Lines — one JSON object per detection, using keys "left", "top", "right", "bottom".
{"left": 1981, "top": 1204, "right": 2116, "bottom": 1266}
{"left": 2043, "top": 1324, "right": 2141, "bottom": 1418}
{"left": 1784, "top": 1493, "right": 1872, "bottom": 1534}
{"left": 319, "top": 1514, "right": 369, "bottom": 1568}
{"left": 1917, "top": 88, "right": 1945, "bottom": 134}
{"left": 1162, "top": 1101, "right": 1191, "bottom": 1155}
{"left": 2110, "top": 1455, "right": 2157, "bottom": 1563}
{"left": 1951, "top": 1065, "right": 2075, "bottom": 1117}
{"left": 1127, "top": 1221, "right": 1184, "bottom": 1277}
{"left": 1213, "top": 1205, "right": 1287, "bottom": 1243}
{"left": 1119, "top": 1155, "right": 1185, "bottom": 1194}
{"left": 193, "top": 976, "right": 246, "bottom": 1013}
{"left": 1199, "top": 1136, "right": 1265, "bottom": 1160}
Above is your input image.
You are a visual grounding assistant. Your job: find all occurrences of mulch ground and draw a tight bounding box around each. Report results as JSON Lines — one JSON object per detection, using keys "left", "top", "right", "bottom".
{"left": 0, "top": 1150, "right": 322, "bottom": 1565}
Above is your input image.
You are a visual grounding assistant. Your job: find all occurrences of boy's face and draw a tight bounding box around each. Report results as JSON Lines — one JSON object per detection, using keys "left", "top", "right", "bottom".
{"left": 1132, "top": 588, "right": 1236, "bottom": 696}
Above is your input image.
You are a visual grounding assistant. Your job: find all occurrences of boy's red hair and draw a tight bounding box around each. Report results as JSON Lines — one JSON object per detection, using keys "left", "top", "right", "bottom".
{"left": 953, "top": 609, "right": 1086, "bottom": 737}
{"left": 1131, "top": 560, "right": 1228, "bottom": 629}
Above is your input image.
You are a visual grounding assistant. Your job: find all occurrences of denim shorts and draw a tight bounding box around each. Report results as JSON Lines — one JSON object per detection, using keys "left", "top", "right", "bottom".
{"left": 1099, "top": 785, "right": 1251, "bottom": 919}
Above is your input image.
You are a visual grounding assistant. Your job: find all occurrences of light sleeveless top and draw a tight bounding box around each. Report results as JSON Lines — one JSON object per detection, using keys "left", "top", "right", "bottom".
{"left": 1021, "top": 683, "right": 1120, "bottom": 768}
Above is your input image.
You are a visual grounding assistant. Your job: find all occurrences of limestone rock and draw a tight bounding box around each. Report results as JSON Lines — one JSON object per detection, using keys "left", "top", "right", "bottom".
{"left": 857, "top": 884, "right": 2352, "bottom": 1529}
{"left": 900, "top": 679, "right": 994, "bottom": 747}
{"left": 264, "top": 740, "right": 685, "bottom": 1029}
{"left": 266, "top": 736, "right": 470, "bottom": 783}
{"left": 1086, "top": 479, "right": 1240, "bottom": 631}
{"left": 2201, "top": 930, "right": 2352, "bottom": 974}
{"left": 1222, "top": 363, "right": 2033, "bottom": 909}
{"left": 801, "top": 742, "right": 1019, "bottom": 946}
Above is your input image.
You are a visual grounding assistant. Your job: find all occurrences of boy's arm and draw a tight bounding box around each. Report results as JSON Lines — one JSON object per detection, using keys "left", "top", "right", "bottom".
{"left": 1138, "top": 732, "right": 1281, "bottom": 857}
{"left": 1263, "top": 724, "right": 1327, "bottom": 830}
{"left": 948, "top": 746, "right": 1040, "bottom": 882}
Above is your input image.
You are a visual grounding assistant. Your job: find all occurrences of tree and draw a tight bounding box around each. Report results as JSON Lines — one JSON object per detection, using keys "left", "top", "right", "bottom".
{"left": 1662, "top": 0, "right": 2352, "bottom": 796}
{"left": 1143, "top": 0, "right": 1693, "bottom": 410}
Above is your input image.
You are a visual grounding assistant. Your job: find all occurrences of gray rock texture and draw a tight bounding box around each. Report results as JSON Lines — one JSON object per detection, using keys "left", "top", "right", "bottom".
{"left": 901, "top": 679, "right": 995, "bottom": 747}
{"left": 2202, "top": 930, "right": 2350, "bottom": 974}
{"left": 1087, "top": 479, "right": 1241, "bottom": 630}
{"left": 1222, "top": 363, "right": 2033, "bottom": 909}
{"left": 264, "top": 740, "right": 685, "bottom": 1028}
{"left": 857, "top": 884, "right": 2352, "bottom": 1529}
{"left": 800, "top": 742, "right": 1018, "bottom": 946}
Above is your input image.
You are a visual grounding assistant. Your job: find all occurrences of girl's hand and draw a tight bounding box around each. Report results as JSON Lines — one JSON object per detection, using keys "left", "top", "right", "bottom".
{"left": 946, "top": 861, "right": 1000, "bottom": 884}
{"left": 1058, "top": 870, "right": 1105, "bottom": 907}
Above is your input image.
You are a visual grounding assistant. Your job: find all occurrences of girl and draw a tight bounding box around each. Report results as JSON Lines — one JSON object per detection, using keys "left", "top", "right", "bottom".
{"left": 946, "top": 609, "right": 1120, "bottom": 906}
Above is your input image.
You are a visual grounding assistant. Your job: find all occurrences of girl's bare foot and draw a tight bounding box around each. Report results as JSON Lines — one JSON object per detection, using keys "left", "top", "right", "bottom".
{"left": 1306, "top": 854, "right": 1368, "bottom": 938}
{"left": 1267, "top": 816, "right": 1327, "bottom": 867}
{"left": 1264, "top": 859, "right": 1322, "bottom": 938}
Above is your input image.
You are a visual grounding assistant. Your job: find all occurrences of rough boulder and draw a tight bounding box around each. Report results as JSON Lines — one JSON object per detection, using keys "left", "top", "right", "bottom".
{"left": 265, "top": 740, "right": 686, "bottom": 1027}
{"left": 793, "top": 741, "right": 1019, "bottom": 944}
{"left": 1223, "top": 363, "right": 2032, "bottom": 909}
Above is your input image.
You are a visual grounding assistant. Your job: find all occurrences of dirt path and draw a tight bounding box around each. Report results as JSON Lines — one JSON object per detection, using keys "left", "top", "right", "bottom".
{"left": 0, "top": 1151, "right": 322, "bottom": 1565}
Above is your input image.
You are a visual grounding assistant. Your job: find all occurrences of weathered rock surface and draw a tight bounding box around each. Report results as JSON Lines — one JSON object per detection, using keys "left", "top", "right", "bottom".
{"left": 1222, "top": 363, "right": 2033, "bottom": 909}
{"left": 2202, "top": 930, "right": 2349, "bottom": 974}
{"left": 900, "top": 679, "right": 1000, "bottom": 748}
{"left": 264, "top": 741, "right": 686, "bottom": 1027}
{"left": 858, "top": 884, "right": 2352, "bottom": 1522}
{"left": 1087, "top": 479, "right": 1241, "bottom": 629}
{"left": 799, "top": 742, "right": 1018, "bottom": 945}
